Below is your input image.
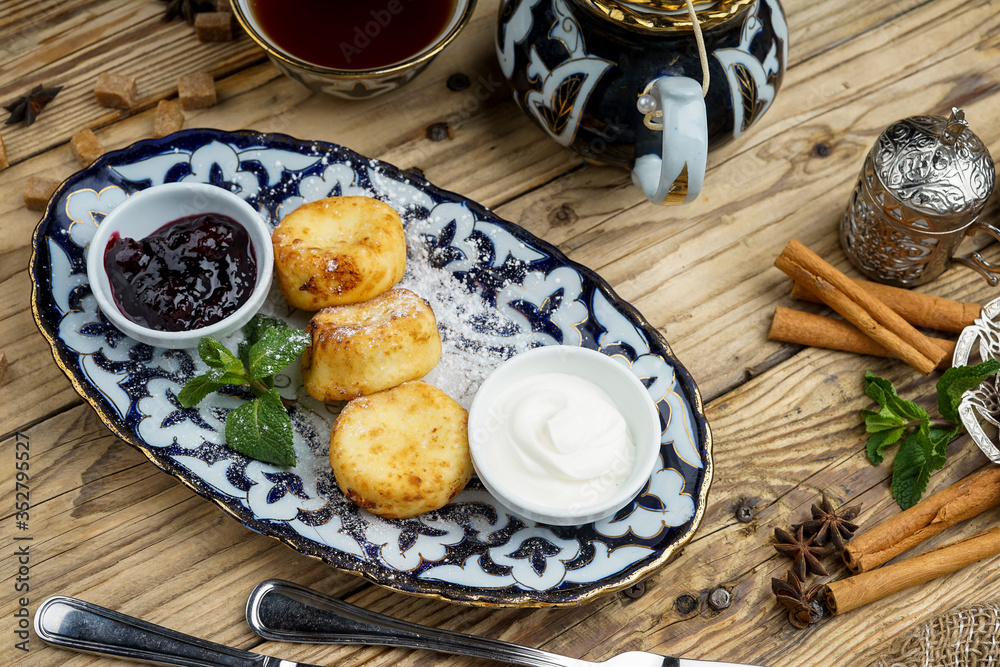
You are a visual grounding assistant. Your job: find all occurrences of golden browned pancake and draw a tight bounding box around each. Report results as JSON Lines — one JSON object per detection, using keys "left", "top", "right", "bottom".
{"left": 301, "top": 288, "right": 441, "bottom": 401}
{"left": 330, "top": 381, "right": 471, "bottom": 519}
{"left": 272, "top": 196, "right": 406, "bottom": 310}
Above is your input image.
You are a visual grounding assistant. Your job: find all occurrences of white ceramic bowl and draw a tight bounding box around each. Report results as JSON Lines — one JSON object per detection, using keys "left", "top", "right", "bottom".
{"left": 468, "top": 345, "right": 661, "bottom": 526}
{"left": 86, "top": 182, "right": 273, "bottom": 349}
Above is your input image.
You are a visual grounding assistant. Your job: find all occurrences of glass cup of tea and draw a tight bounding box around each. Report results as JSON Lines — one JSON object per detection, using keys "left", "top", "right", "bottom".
{"left": 232, "top": 0, "right": 477, "bottom": 99}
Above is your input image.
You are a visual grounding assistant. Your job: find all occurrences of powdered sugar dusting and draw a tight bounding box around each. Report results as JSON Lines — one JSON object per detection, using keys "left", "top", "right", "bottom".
{"left": 399, "top": 224, "right": 533, "bottom": 408}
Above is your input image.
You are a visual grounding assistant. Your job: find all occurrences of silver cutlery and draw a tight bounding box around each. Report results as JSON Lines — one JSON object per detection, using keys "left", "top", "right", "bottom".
{"left": 35, "top": 595, "right": 304, "bottom": 667}
{"left": 245, "top": 579, "right": 767, "bottom": 667}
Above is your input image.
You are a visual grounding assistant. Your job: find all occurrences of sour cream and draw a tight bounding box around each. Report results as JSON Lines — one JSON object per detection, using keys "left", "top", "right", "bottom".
{"left": 475, "top": 372, "right": 637, "bottom": 509}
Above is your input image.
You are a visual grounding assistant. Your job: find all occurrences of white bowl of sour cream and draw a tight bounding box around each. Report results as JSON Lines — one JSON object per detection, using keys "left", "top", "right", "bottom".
{"left": 468, "top": 345, "right": 661, "bottom": 526}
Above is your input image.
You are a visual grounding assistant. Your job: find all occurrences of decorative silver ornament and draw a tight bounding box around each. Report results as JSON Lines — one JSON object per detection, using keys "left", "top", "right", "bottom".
{"left": 953, "top": 296, "right": 1000, "bottom": 464}
{"left": 840, "top": 108, "right": 997, "bottom": 287}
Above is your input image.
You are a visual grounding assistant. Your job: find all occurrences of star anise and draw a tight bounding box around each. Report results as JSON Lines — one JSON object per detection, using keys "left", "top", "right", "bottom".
{"left": 160, "top": 0, "right": 217, "bottom": 24}
{"left": 771, "top": 571, "right": 824, "bottom": 629}
{"left": 796, "top": 497, "right": 861, "bottom": 551}
{"left": 4, "top": 84, "right": 62, "bottom": 126}
{"left": 773, "top": 525, "right": 834, "bottom": 580}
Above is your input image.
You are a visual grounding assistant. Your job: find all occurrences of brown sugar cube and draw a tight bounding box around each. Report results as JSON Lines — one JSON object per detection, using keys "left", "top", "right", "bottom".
{"left": 94, "top": 72, "right": 138, "bottom": 110}
{"left": 24, "top": 175, "right": 61, "bottom": 211}
{"left": 71, "top": 129, "right": 105, "bottom": 167}
{"left": 195, "top": 12, "right": 233, "bottom": 41}
{"left": 0, "top": 131, "right": 8, "bottom": 170}
{"left": 152, "top": 99, "right": 185, "bottom": 138}
{"left": 177, "top": 72, "right": 216, "bottom": 110}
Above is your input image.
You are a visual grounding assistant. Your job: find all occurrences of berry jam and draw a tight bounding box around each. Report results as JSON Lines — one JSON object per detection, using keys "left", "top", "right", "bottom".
{"left": 103, "top": 213, "right": 257, "bottom": 332}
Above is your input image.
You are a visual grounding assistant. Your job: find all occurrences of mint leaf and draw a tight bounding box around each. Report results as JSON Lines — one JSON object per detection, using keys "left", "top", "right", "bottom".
{"left": 184, "top": 325, "right": 307, "bottom": 467}
{"left": 862, "top": 366, "right": 986, "bottom": 510}
{"left": 225, "top": 389, "right": 296, "bottom": 466}
{"left": 861, "top": 407, "right": 905, "bottom": 432}
{"left": 890, "top": 428, "right": 933, "bottom": 510}
{"left": 239, "top": 314, "right": 288, "bottom": 368}
{"left": 936, "top": 359, "right": 1000, "bottom": 423}
{"left": 177, "top": 375, "right": 224, "bottom": 408}
{"left": 861, "top": 372, "right": 928, "bottom": 465}
{"left": 864, "top": 371, "right": 927, "bottom": 422}
{"left": 247, "top": 328, "right": 311, "bottom": 381}
{"left": 891, "top": 422, "right": 950, "bottom": 510}
{"left": 203, "top": 358, "right": 248, "bottom": 386}
{"left": 199, "top": 337, "right": 240, "bottom": 369}
{"left": 928, "top": 424, "right": 961, "bottom": 458}
{"left": 861, "top": 406, "right": 906, "bottom": 464}
{"left": 866, "top": 427, "right": 905, "bottom": 465}
{"left": 244, "top": 313, "right": 288, "bottom": 343}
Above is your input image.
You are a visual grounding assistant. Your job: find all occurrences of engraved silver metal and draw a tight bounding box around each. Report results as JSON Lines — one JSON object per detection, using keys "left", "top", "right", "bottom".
{"left": 34, "top": 588, "right": 768, "bottom": 667}
{"left": 953, "top": 296, "right": 1000, "bottom": 465}
{"left": 34, "top": 595, "right": 306, "bottom": 667}
{"left": 840, "top": 108, "right": 997, "bottom": 287}
{"left": 246, "top": 580, "right": 767, "bottom": 667}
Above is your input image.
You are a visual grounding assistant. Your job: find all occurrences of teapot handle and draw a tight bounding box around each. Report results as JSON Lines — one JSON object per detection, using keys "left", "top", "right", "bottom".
{"left": 631, "top": 76, "right": 708, "bottom": 206}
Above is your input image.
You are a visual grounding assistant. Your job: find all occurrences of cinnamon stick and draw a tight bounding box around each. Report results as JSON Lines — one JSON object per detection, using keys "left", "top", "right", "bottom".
{"left": 789, "top": 280, "right": 980, "bottom": 334}
{"left": 768, "top": 307, "right": 955, "bottom": 368}
{"left": 774, "top": 240, "right": 946, "bottom": 375}
{"left": 824, "top": 527, "right": 1000, "bottom": 615}
{"left": 843, "top": 466, "right": 1000, "bottom": 573}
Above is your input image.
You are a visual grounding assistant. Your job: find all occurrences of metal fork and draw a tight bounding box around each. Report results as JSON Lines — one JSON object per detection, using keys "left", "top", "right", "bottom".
{"left": 245, "top": 579, "right": 767, "bottom": 667}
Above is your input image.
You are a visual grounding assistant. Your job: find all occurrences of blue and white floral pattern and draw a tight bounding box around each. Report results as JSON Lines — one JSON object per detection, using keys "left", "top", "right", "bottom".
{"left": 30, "top": 129, "right": 712, "bottom": 606}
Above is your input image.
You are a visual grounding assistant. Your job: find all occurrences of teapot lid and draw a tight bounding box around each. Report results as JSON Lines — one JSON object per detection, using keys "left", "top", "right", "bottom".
{"left": 576, "top": 0, "right": 755, "bottom": 31}
{"left": 873, "top": 108, "right": 995, "bottom": 224}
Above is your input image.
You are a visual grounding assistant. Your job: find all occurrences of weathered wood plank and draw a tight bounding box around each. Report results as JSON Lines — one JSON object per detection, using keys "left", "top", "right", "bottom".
{"left": 0, "top": 2, "right": 263, "bottom": 144}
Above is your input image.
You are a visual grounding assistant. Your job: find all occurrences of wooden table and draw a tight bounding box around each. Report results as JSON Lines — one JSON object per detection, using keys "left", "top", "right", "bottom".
{"left": 3, "top": 1, "right": 999, "bottom": 665}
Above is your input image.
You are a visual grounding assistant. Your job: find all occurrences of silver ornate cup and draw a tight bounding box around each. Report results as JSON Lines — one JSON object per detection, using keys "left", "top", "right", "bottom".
{"left": 840, "top": 108, "right": 997, "bottom": 287}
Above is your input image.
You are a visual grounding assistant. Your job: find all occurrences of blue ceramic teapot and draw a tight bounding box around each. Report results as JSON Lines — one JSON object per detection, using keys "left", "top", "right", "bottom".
{"left": 497, "top": 0, "right": 788, "bottom": 205}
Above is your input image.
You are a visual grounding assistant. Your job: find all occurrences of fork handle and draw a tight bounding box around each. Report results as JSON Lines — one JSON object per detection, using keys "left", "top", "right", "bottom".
{"left": 246, "top": 579, "right": 590, "bottom": 667}
{"left": 35, "top": 596, "right": 272, "bottom": 667}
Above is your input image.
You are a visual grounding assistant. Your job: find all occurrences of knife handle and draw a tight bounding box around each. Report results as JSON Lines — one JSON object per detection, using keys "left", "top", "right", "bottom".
{"left": 246, "top": 579, "right": 590, "bottom": 667}
{"left": 35, "top": 595, "right": 270, "bottom": 667}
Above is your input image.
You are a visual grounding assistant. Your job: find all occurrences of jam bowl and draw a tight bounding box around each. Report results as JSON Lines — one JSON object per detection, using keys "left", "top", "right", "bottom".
{"left": 231, "top": 0, "right": 478, "bottom": 100}
{"left": 467, "top": 345, "right": 661, "bottom": 526}
{"left": 86, "top": 182, "right": 274, "bottom": 349}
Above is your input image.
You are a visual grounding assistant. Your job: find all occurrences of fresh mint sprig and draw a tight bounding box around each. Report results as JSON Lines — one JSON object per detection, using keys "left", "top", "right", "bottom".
{"left": 178, "top": 314, "right": 310, "bottom": 467}
{"left": 862, "top": 360, "right": 1000, "bottom": 509}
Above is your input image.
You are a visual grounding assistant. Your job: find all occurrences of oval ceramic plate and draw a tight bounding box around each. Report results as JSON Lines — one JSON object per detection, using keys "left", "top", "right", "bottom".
{"left": 30, "top": 129, "right": 713, "bottom": 607}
